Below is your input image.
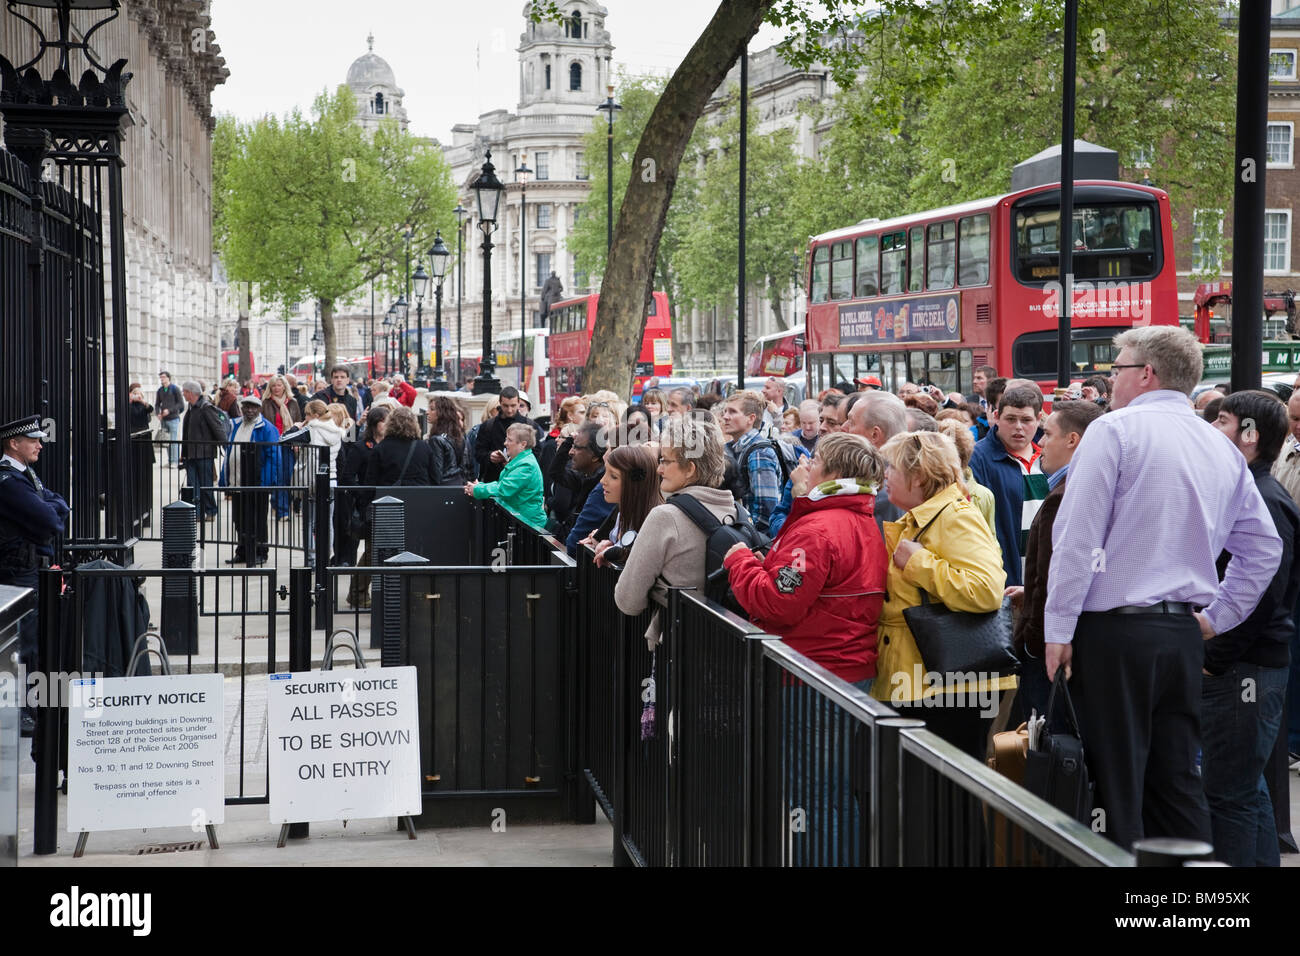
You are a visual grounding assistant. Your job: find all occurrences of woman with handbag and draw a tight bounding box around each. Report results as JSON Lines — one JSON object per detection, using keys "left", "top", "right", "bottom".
{"left": 874, "top": 430, "right": 1015, "bottom": 760}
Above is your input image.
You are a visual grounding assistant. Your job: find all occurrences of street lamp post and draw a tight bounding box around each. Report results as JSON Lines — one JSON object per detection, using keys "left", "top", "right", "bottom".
{"left": 393, "top": 294, "right": 409, "bottom": 378}
{"left": 384, "top": 306, "right": 397, "bottom": 375}
{"left": 454, "top": 203, "right": 467, "bottom": 388}
{"left": 471, "top": 151, "right": 505, "bottom": 395}
{"left": 412, "top": 262, "right": 429, "bottom": 387}
{"left": 515, "top": 154, "right": 532, "bottom": 386}
{"left": 596, "top": 85, "right": 621, "bottom": 253}
{"left": 428, "top": 231, "right": 451, "bottom": 390}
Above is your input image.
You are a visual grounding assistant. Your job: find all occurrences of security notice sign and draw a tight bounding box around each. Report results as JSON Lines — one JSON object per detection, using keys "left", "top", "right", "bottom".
{"left": 266, "top": 668, "right": 421, "bottom": 825}
{"left": 67, "top": 673, "right": 225, "bottom": 833}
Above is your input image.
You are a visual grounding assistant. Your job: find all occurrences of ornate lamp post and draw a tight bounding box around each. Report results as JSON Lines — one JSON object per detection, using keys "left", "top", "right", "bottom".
{"left": 471, "top": 151, "right": 505, "bottom": 395}
{"left": 393, "top": 294, "right": 409, "bottom": 377}
{"left": 515, "top": 153, "right": 532, "bottom": 385}
{"left": 428, "top": 230, "right": 451, "bottom": 389}
{"left": 412, "top": 262, "right": 429, "bottom": 387}
{"left": 384, "top": 306, "right": 397, "bottom": 375}
{"left": 454, "top": 203, "right": 467, "bottom": 387}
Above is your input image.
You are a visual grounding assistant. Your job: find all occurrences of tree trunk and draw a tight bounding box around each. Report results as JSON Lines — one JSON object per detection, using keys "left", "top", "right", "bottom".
{"left": 322, "top": 297, "right": 337, "bottom": 376}
{"left": 584, "top": 0, "right": 773, "bottom": 395}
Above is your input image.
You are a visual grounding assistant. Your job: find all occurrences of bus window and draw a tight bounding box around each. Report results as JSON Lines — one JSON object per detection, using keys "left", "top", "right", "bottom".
{"left": 880, "top": 231, "right": 905, "bottom": 296}
{"left": 960, "top": 350, "right": 972, "bottom": 393}
{"left": 1014, "top": 201, "right": 1159, "bottom": 283}
{"left": 811, "top": 246, "right": 830, "bottom": 303}
{"left": 926, "top": 222, "right": 956, "bottom": 290}
{"left": 927, "top": 350, "right": 959, "bottom": 394}
{"left": 891, "top": 353, "right": 909, "bottom": 391}
{"left": 908, "top": 227, "right": 924, "bottom": 293}
{"left": 1011, "top": 327, "right": 1125, "bottom": 377}
{"left": 831, "top": 241, "right": 853, "bottom": 300}
{"left": 833, "top": 353, "right": 855, "bottom": 387}
{"left": 855, "top": 235, "right": 879, "bottom": 297}
{"left": 647, "top": 295, "right": 658, "bottom": 316}
{"left": 909, "top": 351, "right": 927, "bottom": 385}
{"left": 958, "top": 215, "right": 990, "bottom": 286}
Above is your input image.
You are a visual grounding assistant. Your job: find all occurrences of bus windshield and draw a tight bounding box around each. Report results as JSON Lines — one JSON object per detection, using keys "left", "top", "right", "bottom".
{"left": 1011, "top": 327, "right": 1126, "bottom": 378}
{"left": 1014, "top": 202, "right": 1158, "bottom": 282}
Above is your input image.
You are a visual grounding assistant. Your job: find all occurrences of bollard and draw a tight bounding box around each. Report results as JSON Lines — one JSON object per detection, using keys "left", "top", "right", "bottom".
{"left": 380, "top": 551, "right": 427, "bottom": 667}
{"left": 369, "top": 496, "right": 405, "bottom": 650}
{"left": 160, "top": 500, "right": 198, "bottom": 655}
{"left": 286, "top": 566, "right": 312, "bottom": 839}
{"left": 1132, "top": 838, "right": 1215, "bottom": 866}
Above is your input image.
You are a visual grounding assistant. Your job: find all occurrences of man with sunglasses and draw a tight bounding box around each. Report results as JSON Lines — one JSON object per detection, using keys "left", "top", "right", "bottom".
{"left": 1045, "top": 325, "right": 1281, "bottom": 853}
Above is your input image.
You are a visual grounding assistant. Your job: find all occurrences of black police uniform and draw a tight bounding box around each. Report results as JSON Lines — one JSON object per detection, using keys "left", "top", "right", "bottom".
{"left": 0, "top": 416, "right": 71, "bottom": 728}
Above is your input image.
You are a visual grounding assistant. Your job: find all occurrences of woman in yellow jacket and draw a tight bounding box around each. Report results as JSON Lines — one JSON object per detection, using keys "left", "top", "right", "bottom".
{"left": 873, "top": 430, "right": 1015, "bottom": 760}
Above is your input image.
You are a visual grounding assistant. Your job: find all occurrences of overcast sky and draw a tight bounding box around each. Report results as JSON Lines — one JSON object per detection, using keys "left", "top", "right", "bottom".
{"left": 209, "top": 1, "right": 790, "bottom": 143}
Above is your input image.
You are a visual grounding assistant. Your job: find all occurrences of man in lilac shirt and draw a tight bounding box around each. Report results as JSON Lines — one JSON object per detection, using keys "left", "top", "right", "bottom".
{"left": 1044, "top": 326, "right": 1281, "bottom": 852}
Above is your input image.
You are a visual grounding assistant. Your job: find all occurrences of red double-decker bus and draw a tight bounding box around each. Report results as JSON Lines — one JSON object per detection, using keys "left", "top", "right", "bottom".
{"left": 547, "top": 292, "right": 674, "bottom": 399}
{"left": 803, "top": 180, "right": 1179, "bottom": 396}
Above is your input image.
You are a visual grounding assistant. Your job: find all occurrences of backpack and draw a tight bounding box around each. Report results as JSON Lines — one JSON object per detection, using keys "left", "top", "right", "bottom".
{"left": 723, "top": 437, "right": 798, "bottom": 511}
{"left": 668, "top": 494, "right": 771, "bottom": 616}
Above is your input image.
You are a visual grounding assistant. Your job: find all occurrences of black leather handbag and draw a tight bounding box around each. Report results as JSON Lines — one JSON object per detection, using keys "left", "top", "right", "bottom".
{"left": 900, "top": 503, "right": 1020, "bottom": 676}
{"left": 1023, "top": 666, "right": 1093, "bottom": 824}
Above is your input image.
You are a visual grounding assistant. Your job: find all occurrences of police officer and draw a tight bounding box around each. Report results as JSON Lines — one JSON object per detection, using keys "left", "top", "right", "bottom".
{"left": 0, "top": 416, "right": 70, "bottom": 735}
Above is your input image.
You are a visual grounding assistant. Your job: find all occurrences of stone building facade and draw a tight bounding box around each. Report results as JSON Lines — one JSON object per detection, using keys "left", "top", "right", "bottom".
{"left": 0, "top": 0, "right": 228, "bottom": 389}
{"left": 442, "top": 1, "right": 613, "bottom": 367}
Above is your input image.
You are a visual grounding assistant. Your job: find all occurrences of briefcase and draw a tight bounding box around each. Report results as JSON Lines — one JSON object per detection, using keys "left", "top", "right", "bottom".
{"left": 1023, "top": 667, "right": 1093, "bottom": 825}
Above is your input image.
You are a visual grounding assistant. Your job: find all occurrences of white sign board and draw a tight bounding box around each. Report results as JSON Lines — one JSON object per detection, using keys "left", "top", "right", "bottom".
{"left": 67, "top": 673, "right": 225, "bottom": 833}
{"left": 653, "top": 338, "right": 672, "bottom": 366}
{"left": 267, "top": 668, "right": 421, "bottom": 825}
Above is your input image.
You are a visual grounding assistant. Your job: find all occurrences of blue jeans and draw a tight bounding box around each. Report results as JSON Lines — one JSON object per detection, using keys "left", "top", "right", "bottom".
{"left": 785, "top": 676, "right": 873, "bottom": 866}
{"left": 184, "top": 458, "right": 217, "bottom": 517}
{"left": 1201, "top": 662, "right": 1288, "bottom": 867}
{"left": 161, "top": 417, "right": 181, "bottom": 463}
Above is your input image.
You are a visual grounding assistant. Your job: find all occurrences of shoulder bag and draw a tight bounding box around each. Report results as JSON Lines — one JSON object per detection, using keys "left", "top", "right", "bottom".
{"left": 1023, "top": 666, "right": 1093, "bottom": 824}
{"left": 900, "top": 503, "right": 1020, "bottom": 676}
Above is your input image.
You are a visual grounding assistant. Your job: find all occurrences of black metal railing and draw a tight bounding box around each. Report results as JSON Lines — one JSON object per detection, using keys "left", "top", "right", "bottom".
{"left": 578, "top": 548, "right": 1132, "bottom": 868}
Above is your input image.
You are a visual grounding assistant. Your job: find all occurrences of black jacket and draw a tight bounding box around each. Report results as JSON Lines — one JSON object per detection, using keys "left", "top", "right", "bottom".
{"left": 181, "top": 397, "right": 228, "bottom": 460}
{"left": 473, "top": 412, "right": 533, "bottom": 482}
{"left": 311, "top": 387, "right": 358, "bottom": 421}
{"left": 1207, "top": 460, "right": 1300, "bottom": 674}
{"left": 427, "top": 433, "right": 469, "bottom": 485}
{"left": 364, "top": 437, "right": 437, "bottom": 486}
{"left": 548, "top": 451, "right": 604, "bottom": 541}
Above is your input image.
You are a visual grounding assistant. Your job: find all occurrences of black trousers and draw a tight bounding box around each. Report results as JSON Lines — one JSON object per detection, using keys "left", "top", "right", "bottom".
{"left": 1071, "top": 611, "right": 1212, "bottom": 851}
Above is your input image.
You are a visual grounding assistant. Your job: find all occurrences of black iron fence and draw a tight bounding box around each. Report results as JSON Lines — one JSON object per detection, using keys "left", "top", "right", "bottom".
{"left": 575, "top": 547, "right": 1132, "bottom": 868}
{"left": 32, "top": 564, "right": 304, "bottom": 855}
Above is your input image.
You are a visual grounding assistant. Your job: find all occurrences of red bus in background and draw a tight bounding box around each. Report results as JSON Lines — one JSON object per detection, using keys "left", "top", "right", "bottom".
{"left": 746, "top": 325, "right": 804, "bottom": 377}
{"left": 803, "top": 180, "right": 1179, "bottom": 396}
{"left": 547, "top": 292, "right": 674, "bottom": 400}
{"left": 219, "top": 350, "right": 269, "bottom": 386}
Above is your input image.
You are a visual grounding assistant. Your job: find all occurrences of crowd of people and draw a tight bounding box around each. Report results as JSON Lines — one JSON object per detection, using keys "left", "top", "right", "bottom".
{"left": 133, "top": 329, "right": 1300, "bottom": 863}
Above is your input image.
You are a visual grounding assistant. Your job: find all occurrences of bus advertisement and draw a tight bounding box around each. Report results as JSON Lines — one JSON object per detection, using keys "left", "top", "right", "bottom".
{"left": 547, "top": 292, "right": 673, "bottom": 400}
{"left": 803, "top": 180, "right": 1179, "bottom": 396}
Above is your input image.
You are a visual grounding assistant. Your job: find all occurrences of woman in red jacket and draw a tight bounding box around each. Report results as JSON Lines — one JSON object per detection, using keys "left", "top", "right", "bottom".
{"left": 723, "top": 432, "right": 888, "bottom": 689}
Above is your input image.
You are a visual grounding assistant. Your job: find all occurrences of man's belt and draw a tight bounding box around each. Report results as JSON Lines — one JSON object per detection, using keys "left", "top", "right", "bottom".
{"left": 1103, "top": 601, "right": 1195, "bottom": 616}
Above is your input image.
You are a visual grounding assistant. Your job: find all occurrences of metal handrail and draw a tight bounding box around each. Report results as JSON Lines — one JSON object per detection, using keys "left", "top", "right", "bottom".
{"left": 897, "top": 728, "right": 1133, "bottom": 867}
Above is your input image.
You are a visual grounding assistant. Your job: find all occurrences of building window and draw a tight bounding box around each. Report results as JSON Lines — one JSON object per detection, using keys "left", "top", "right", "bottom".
{"left": 373, "top": 92, "right": 385, "bottom": 115}
{"left": 1267, "top": 122, "right": 1294, "bottom": 167}
{"left": 534, "top": 152, "right": 549, "bottom": 180}
{"left": 1265, "top": 210, "right": 1291, "bottom": 273}
{"left": 536, "top": 204, "right": 552, "bottom": 229}
{"left": 1192, "top": 209, "right": 1223, "bottom": 273}
{"left": 567, "top": 12, "right": 583, "bottom": 37}
{"left": 536, "top": 252, "right": 552, "bottom": 291}
{"left": 289, "top": 329, "right": 301, "bottom": 347}
{"left": 1271, "top": 49, "right": 1297, "bottom": 81}
{"left": 545, "top": 62, "right": 551, "bottom": 90}
{"left": 575, "top": 150, "right": 587, "bottom": 180}
{"left": 570, "top": 62, "right": 583, "bottom": 91}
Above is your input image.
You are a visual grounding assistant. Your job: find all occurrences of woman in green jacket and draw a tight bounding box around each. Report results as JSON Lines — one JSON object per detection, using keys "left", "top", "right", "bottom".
{"left": 463, "top": 422, "right": 547, "bottom": 528}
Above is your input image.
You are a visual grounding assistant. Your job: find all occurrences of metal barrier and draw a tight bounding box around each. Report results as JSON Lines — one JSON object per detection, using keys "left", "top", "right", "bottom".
{"left": 32, "top": 564, "right": 303, "bottom": 854}
{"left": 314, "top": 505, "right": 584, "bottom": 827}
{"left": 582, "top": 549, "right": 1134, "bottom": 868}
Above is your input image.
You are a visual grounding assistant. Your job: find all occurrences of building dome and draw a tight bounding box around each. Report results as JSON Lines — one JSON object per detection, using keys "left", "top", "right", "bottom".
{"left": 347, "top": 34, "right": 396, "bottom": 90}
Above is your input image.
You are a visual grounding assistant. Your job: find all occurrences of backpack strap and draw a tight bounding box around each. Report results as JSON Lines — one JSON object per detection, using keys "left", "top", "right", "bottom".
{"left": 743, "top": 438, "right": 792, "bottom": 488}
{"left": 667, "top": 492, "right": 725, "bottom": 536}
{"left": 395, "top": 441, "right": 417, "bottom": 484}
